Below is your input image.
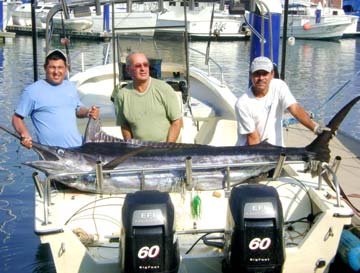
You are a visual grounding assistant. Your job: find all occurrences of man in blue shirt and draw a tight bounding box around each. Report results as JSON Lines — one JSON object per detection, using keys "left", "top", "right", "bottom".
{"left": 12, "top": 49, "right": 99, "bottom": 148}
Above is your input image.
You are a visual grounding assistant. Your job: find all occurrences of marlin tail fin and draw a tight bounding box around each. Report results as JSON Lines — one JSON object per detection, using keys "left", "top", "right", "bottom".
{"left": 306, "top": 96, "right": 360, "bottom": 162}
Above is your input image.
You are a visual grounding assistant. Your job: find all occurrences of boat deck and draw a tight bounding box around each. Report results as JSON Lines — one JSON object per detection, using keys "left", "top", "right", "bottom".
{"left": 285, "top": 123, "right": 360, "bottom": 213}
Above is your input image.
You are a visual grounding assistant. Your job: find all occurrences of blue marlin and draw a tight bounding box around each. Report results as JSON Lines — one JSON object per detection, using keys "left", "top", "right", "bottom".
{"left": 0, "top": 96, "right": 359, "bottom": 194}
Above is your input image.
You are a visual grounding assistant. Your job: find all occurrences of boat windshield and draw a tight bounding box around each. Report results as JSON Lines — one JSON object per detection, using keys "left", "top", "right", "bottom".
{"left": 114, "top": 33, "right": 187, "bottom": 78}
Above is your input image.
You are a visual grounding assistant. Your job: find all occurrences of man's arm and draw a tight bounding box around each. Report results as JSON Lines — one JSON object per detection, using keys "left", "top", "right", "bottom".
{"left": 76, "top": 106, "right": 100, "bottom": 119}
{"left": 287, "top": 103, "right": 316, "bottom": 131}
{"left": 12, "top": 113, "right": 32, "bottom": 149}
{"left": 167, "top": 118, "right": 183, "bottom": 143}
{"left": 121, "top": 124, "right": 133, "bottom": 141}
{"left": 246, "top": 130, "right": 261, "bottom": 145}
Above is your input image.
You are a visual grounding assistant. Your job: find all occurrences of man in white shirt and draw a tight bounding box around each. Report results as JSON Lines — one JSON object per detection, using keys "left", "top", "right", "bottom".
{"left": 235, "top": 56, "right": 329, "bottom": 146}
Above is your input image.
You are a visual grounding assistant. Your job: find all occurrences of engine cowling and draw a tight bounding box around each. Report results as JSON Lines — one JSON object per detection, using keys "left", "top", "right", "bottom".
{"left": 223, "top": 184, "right": 285, "bottom": 273}
{"left": 120, "top": 190, "right": 179, "bottom": 273}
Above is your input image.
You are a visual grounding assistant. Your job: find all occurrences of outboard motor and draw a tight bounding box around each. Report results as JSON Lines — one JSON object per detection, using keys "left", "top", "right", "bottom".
{"left": 120, "top": 190, "right": 179, "bottom": 273}
{"left": 223, "top": 184, "right": 285, "bottom": 273}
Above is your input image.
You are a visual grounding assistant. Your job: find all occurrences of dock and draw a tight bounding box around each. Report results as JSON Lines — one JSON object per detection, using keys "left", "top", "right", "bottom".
{"left": 0, "top": 31, "right": 16, "bottom": 42}
{"left": 343, "top": 31, "right": 360, "bottom": 38}
{"left": 5, "top": 25, "right": 112, "bottom": 41}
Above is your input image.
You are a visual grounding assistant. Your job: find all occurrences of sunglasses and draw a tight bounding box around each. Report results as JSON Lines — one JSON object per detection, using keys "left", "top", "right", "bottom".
{"left": 133, "top": 62, "right": 150, "bottom": 69}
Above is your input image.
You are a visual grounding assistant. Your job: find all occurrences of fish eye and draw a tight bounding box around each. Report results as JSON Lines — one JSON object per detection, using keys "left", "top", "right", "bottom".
{"left": 57, "top": 149, "right": 65, "bottom": 156}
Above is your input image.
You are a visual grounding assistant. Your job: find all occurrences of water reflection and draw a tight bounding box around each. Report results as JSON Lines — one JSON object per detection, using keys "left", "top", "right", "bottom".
{"left": 32, "top": 244, "right": 56, "bottom": 273}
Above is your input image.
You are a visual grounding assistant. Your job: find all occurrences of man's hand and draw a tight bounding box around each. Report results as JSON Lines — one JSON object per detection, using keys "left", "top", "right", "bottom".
{"left": 313, "top": 124, "right": 331, "bottom": 135}
{"left": 88, "top": 106, "right": 100, "bottom": 120}
{"left": 20, "top": 135, "right": 32, "bottom": 149}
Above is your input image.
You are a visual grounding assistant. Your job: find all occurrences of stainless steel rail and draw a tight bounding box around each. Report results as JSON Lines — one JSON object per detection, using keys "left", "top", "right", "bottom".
{"left": 189, "top": 47, "right": 225, "bottom": 85}
{"left": 37, "top": 156, "right": 303, "bottom": 225}
{"left": 320, "top": 162, "right": 342, "bottom": 207}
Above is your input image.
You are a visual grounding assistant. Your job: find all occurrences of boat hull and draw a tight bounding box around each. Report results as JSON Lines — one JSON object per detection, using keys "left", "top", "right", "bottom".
{"left": 282, "top": 18, "right": 352, "bottom": 40}
{"left": 11, "top": 2, "right": 93, "bottom": 31}
{"left": 35, "top": 164, "right": 353, "bottom": 273}
{"left": 156, "top": 4, "right": 249, "bottom": 40}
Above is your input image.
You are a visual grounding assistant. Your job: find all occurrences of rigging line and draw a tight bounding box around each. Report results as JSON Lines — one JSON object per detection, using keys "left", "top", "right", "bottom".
{"left": 92, "top": 196, "right": 100, "bottom": 239}
{"left": 314, "top": 69, "right": 360, "bottom": 116}
{"left": 60, "top": 11, "right": 71, "bottom": 73}
{"left": 64, "top": 197, "right": 124, "bottom": 225}
{"left": 185, "top": 232, "right": 211, "bottom": 255}
{"left": 279, "top": 175, "right": 314, "bottom": 221}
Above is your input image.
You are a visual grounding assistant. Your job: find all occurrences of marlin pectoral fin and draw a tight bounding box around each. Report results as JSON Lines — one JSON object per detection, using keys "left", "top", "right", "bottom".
{"left": 103, "top": 146, "right": 148, "bottom": 170}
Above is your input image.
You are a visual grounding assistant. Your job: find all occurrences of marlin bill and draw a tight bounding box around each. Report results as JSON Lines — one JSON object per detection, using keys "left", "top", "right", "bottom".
{"left": 0, "top": 96, "right": 359, "bottom": 194}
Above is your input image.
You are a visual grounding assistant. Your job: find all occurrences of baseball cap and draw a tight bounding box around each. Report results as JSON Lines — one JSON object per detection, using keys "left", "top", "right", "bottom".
{"left": 46, "top": 49, "right": 68, "bottom": 64}
{"left": 250, "top": 56, "right": 273, "bottom": 73}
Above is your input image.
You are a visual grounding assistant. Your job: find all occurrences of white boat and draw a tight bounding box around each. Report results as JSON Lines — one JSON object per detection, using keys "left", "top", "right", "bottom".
{"left": 1, "top": 0, "right": 22, "bottom": 28}
{"left": 11, "top": 2, "right": 93, "bottom": 31}
{"left": 282, "top": 1, "right": 355, "bottom": 39}
{"left": 155, "top": 1, "right": 249, "bottom": 40}
{"left": 30, "top": 1, "right": 360, "bottom": 273}
{"left": 90, "top": 3, "right": 157, "bottom": 36}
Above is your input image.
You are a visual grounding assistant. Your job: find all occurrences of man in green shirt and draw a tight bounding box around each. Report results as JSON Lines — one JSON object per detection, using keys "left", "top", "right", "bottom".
{"left": 113, "top": 52, "right": 183, "bottom": 142}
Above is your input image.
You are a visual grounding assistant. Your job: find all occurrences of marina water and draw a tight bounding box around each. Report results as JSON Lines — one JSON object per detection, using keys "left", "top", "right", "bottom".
{"left": 0, "top": 35, "right": 359, "bottom": 272}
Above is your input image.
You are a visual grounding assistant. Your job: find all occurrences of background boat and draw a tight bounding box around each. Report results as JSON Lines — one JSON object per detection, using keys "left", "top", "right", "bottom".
{"left": 1, "top": 0, "right": 22, "bottom": 28}
{"left": 10, "top": 1, "right": 93, "bottom": 31}
{"left": 89, "top": 3, "right": 157, "bottom": 36}
{"left": 282, "top": 0, "right": 356, "bottom": 39}
{"left": 155, "top": 0, "right": 250, "bottom": 40}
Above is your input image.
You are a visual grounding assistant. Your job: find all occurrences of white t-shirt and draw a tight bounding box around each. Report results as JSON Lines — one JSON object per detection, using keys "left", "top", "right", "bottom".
{"left": 235, "top": 79, "right": 297, "bottom": 146}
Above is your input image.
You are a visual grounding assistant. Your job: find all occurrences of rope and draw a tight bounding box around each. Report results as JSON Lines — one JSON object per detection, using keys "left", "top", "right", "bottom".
{"left": 72, "top": 228, "right": 95, "bottom": 246}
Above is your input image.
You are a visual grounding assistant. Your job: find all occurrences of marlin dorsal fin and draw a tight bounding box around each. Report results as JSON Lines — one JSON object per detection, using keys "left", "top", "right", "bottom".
{"left": 83, "top": 118, "right": 123, "bottom": 144}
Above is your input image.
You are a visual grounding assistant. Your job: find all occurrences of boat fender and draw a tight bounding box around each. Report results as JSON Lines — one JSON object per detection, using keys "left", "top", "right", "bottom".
{"left": 338, "top": 229, "right": 360, "bottom": 271}
{"left": 303, "top": 22, "right": 312, "bottom": 30}
{"left": 287, "top": 37, "right": 295, "bottom": 46}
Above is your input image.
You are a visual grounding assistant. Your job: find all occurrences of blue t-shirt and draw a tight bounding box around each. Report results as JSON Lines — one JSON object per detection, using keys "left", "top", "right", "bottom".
{"left": 15, "top": 79, "right": 84, "bottom": 148}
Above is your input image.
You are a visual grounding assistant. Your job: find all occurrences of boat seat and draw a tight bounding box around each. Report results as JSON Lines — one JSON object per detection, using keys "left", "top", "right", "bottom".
{"left": 166, "top": 79, "right": 188, "bottom": 104}
{"left": 195, "top": 118, "right": 238, "bottom": 146}
{"left": 189, "top": 98, "right": 216, "bottom": 121}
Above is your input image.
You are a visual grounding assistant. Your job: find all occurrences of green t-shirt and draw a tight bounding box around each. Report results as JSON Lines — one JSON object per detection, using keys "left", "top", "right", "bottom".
{"left": 113, "top": 78, "right": 182, "bottom": 142}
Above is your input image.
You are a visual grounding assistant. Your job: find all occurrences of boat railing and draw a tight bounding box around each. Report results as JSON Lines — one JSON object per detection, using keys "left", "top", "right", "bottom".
{"left": 319, "top": 159, "right": 342, "bottom": 207}
{"left": 34, "top": 157, "right": 306, "bottom": 225}
{"left": 33, "top": 153, "right": 345, "bottom": 225}
{"left": 47, "top": 160, "right": 306, "bottom": 181}
{"left": 189, "top": 47, "right": 225, "bottom": 85}
{"left": 242, "top": 11, "right": 264, "bottom": 42}
{"left": 256, "top": 0, "right": 274, "bottom": 61}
